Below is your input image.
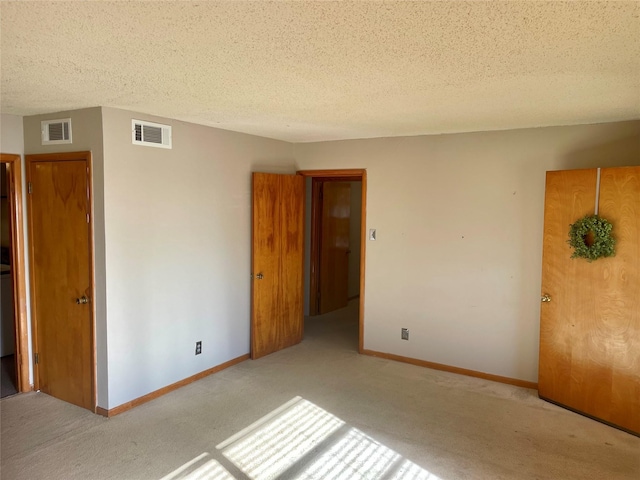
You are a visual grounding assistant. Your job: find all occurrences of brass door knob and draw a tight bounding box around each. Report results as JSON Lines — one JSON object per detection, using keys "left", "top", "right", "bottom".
{"left": 76, "top": 295, "right": 90, "bottom": 305}
{"left": 541, "top": 293, "right": 551, "bottom": 303}
{"left": 256, "top": 273, "right": 264, "bottom": 280}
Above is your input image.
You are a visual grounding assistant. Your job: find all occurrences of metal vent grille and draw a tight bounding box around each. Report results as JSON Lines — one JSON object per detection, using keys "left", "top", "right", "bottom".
{"left": 132, "top": 119, "right": 172, "bottom": 149}
{"left": 142, "top": 125, "right": 163, "bottom": 144}
{"left": 48, "top": 122, "right": 64, "bottom": 141}
{"left": 41, "top": 119, "right": 72, "bottom": 144}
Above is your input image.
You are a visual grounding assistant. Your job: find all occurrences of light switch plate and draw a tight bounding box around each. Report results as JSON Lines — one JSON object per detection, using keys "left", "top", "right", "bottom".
{"left": 369, "top": 229, "right": 376, "bottom": 241}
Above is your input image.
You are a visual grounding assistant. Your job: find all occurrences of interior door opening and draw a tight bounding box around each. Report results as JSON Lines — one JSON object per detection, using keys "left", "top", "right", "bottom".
{"left": 0, "top": 154, "right": 29, "bottom": 397}
{"left": 1, "top": 163, "right": 18, "bottom": 397}
{"left": 308, "top": 179, "right": 361, "bottom": 316}
{"left": 298, "top": 170, "right": 366, "bottom": 353}
{"left": 250, "top": 169, "right": 366, "bottom": 359}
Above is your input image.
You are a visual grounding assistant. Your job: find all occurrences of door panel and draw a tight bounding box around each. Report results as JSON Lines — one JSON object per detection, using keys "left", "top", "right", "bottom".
{"left": 251, "top": 173, "right": 304, "bottom": 359}
{"left": 539, "top": 169, "right": 598, "bottom": 407}
{"left": 539, "top": 167, "right": 640, "bottom": 434}
{"left": 251, "top": 173, "right": 280, "bottom": 358}
{"left": 28, "top": 158, "right": 93, "bottom": 410}
{"left": 279, "top": 175, "right": 305, "bottom": 348}
{"left": 597, "top": 167, "right": 640, "bottom": 431}
{"left": 319, "top": 182, "right": 350, "bottom": 314}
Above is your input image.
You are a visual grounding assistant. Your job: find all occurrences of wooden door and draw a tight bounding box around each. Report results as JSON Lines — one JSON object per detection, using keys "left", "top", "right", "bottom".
{"left": 319, "top": 182, "right": 351, "bottom": 314}
{"left": 27, "top": 154, "right": 94, "bottom": 410}
{"left": 251, "top": 173, "right": 304, "bottom": 359}
{"left": 539, "top": 167, "right": 640, "bottom": 434}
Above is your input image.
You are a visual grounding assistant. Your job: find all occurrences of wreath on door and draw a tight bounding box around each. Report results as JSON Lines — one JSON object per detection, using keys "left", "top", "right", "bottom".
{"left": 567, "top": 215, "right": 616, "bottom": 262}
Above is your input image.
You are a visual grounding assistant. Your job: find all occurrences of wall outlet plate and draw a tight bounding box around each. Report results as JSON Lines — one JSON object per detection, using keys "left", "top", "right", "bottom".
{"left": 401, "top": 328, "right": 409, "bottom": 340}
{"left": 195, "top": 341, "right": 202, "bottom": 355}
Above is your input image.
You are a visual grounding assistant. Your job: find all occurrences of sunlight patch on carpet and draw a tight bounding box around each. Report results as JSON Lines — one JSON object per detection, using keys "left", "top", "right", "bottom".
{"left": 160, "top": 453, "right": 235, "bottom": 480}
{"left": 292, "top": 426, "right": 399, "bottom": 479}
{"left": 216, "top": 396, "right": 442, "bottom": 480}
{"left": 218, "top": 397, "right": 344, "bottom": 479}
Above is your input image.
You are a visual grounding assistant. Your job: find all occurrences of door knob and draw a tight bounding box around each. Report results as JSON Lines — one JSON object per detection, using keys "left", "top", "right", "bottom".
{"left": 256, "top": 273, "right": 264, "bottom": 280}
{"left": 76, "top": 295, "right": 90, "bottom": 305}
{"left": 541, "top": 293, "right": 551, "bottom": 303}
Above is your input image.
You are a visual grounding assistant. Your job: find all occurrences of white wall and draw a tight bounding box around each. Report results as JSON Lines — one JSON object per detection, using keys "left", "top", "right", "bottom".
{"left": 101, "top": 107, "right": 296, "bottom": 408}
{"left": 295, "top": 121, "right": 640, "bottom": 382}
{"left": 16, "top": 110, "right": 640, "bottom": 405}
{"left": 23, "top": 108, "right": 108, "bottom": 404}
{"left": 0, "top": 114, "right": 32, "bottom": 381}
{"left": 1, "top": 114, "right": 24, "bottom": 154}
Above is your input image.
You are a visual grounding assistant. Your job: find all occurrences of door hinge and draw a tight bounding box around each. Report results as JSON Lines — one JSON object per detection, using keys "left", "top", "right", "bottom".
{"left": 28, "top": 182, "right": 33, "bottom": 194}
{"left": 35, "top": 353, "right": 39, "bottom": 364}
{"left": 87, "top": 213, "right": 90, "bottom": 223}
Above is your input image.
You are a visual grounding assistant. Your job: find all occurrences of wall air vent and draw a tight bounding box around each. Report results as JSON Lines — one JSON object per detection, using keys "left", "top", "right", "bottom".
{"left": 41, "top": 118, "right": 72, "bottom": 145}
{"left": 132, "top": 119, "right": 172, "bottom": 149}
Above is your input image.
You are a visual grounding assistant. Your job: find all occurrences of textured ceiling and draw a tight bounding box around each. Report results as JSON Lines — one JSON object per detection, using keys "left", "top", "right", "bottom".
{"left": 1, "top": 1, "right": 639, "bottom": 142}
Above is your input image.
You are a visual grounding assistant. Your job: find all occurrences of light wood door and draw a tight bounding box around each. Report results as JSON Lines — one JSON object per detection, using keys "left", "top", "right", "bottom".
{"left": 539, "top": 167, "right": 640, "bottom": 434}
{"left": 251, "top": 173, "right": 304, "bottom": 359}
{"left": 27, "top": 155, "right": 94, "bottom": 410}
{"left": 319, "top": 182, "right": 351, "bottom": 314}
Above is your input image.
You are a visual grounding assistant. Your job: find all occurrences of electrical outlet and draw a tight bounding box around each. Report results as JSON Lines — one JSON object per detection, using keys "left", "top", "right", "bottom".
{"left": 401, "top": 328, "right": 409, "bottom": 340}
{"left": 195, "top": 341, "right": 202, "bottom": 355}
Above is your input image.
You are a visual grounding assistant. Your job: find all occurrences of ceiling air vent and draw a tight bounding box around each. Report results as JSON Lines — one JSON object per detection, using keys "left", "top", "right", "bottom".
{"left": 132, "top": 119, "right": 172, "bottom": 149}
{"left": 41, "top": 118, "right": 72, "bottom": 145}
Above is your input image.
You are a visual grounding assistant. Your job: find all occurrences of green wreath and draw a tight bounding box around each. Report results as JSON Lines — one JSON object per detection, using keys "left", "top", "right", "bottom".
{"left": 567, "top": 215, "right": 616, "bottom": 262}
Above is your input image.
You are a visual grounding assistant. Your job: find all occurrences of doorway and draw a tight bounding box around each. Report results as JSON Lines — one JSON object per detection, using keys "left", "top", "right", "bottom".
{"left": 0, "top": 154, "right": 29, "bottom": 397}
{"left": 298, "top": 169, "right": 366, "bottom": 353}
{"left": 249, "top": 169, "right": 366, "bottom": 360}
{"left": 308, "top": 179, "right": 362, "bottom": 315}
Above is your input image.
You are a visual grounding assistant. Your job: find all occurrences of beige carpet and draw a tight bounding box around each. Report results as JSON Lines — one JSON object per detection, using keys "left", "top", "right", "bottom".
{"left": 1, "top": 300, "right": 638, "bottom": 479}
